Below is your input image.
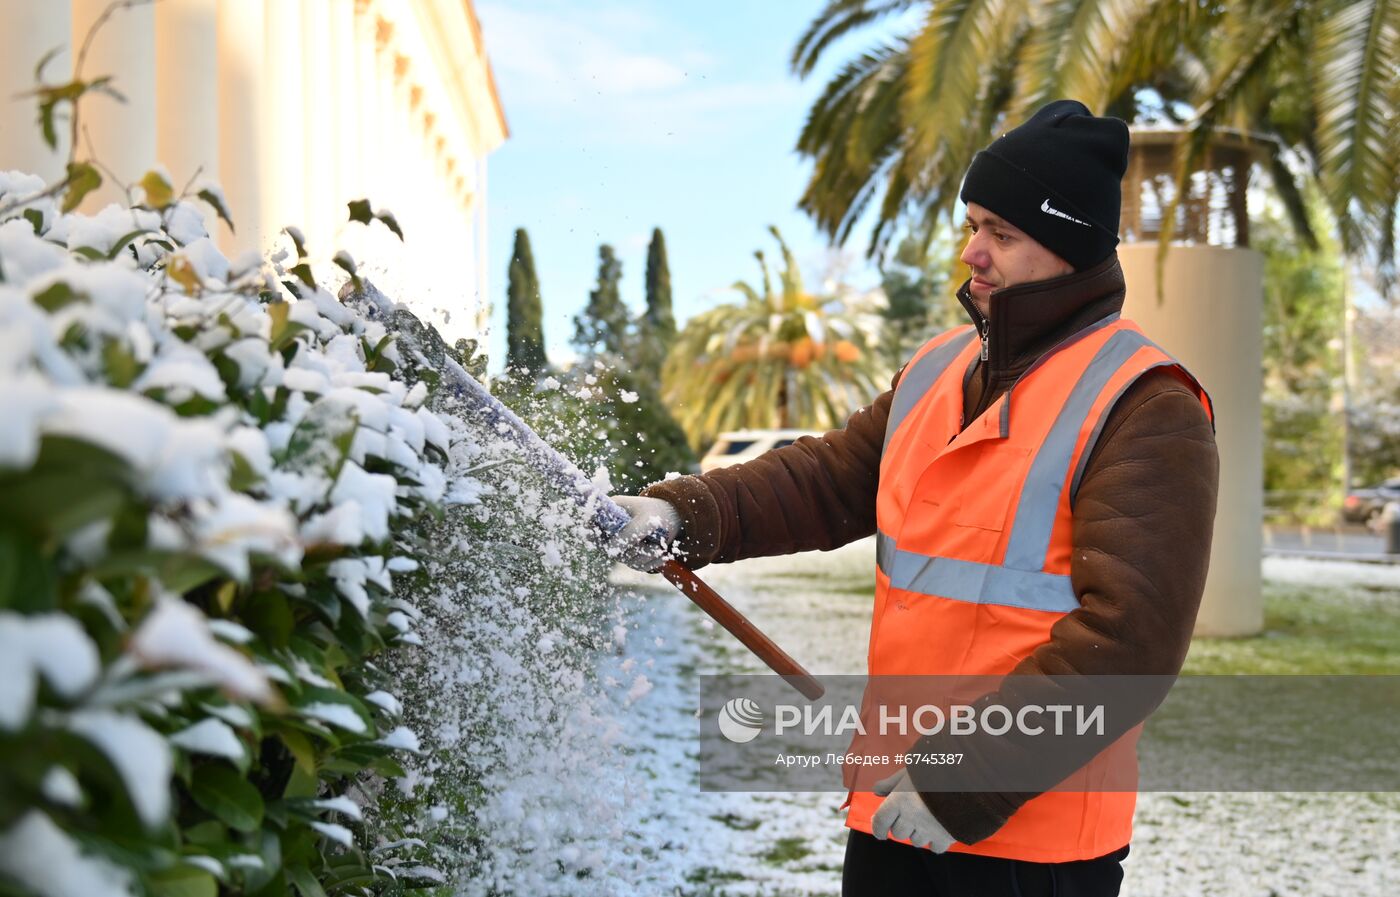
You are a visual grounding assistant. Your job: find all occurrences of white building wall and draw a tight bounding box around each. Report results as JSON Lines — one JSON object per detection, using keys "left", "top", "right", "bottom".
{"left": 0, "top": 0, "right": 507, "bottom": 346}
{"left": 0, "top": 1, "right": 72, "bottom": 181}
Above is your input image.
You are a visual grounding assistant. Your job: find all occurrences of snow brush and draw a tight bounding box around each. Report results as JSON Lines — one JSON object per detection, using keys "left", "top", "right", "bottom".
{"left": 348, "top": 283, "right": 824, "bottom": 701}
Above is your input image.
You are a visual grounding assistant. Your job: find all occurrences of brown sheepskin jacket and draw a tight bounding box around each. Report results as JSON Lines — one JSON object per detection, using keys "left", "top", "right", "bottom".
{"left": 641, "top": 253, "right": 1220, "bottom": 846}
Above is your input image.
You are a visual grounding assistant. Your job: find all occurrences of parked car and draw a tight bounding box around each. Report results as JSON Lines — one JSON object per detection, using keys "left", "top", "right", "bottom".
{"left": 700, "top": 429, "right": 826, "bottom": 473}
{"left": 1342, "top": 477, "right": 1400, "bottom": 528}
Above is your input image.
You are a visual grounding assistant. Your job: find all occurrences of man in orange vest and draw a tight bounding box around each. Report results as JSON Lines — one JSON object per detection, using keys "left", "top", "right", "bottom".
{"left": 615, "top": 100, "right": 1219, "bottom": 896}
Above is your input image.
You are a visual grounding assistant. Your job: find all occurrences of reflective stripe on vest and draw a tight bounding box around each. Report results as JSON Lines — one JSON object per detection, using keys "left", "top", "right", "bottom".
{"left": 883, "top": 328, "right": 977, "bottom": 450}
{"left": 876, "top": 529, "right": 1076, "bottom": 612}
{"left": 1002, "top": 329, "right": 1151, "bottom": 570}
{"left": 1068, "top": 359, "right": 1215, "bottom": 505}
{"left": 876, "top": 328, "right": 1153, "bottom": 613}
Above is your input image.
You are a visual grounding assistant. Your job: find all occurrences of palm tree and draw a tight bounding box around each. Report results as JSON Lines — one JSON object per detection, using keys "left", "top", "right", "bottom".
{"left": 662, "top": 226, "right": 891, "bottom": 449}
{"left": 793, "top": 0, "right": 1400, "bottom": 294}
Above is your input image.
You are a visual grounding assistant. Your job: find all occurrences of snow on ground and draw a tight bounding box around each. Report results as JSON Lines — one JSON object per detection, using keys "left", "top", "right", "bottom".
{"left": 608, "top": 539, "right": 1400, "bottom": 895}
{"left": 1263, "top": 554, "right": 1400, "bottom": 591}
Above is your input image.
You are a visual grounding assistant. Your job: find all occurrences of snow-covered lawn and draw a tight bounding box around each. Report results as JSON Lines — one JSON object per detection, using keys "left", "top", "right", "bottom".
{"left": 607, "top": 543, "right": 1400, "bottom": 895}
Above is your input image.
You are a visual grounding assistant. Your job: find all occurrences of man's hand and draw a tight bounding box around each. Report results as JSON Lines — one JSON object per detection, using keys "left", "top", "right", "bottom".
{"left": 869, "top": 768, "right": 956, "bottom": 853}
{"left": 611, "top": 495, "right": 682, "bottom": 572}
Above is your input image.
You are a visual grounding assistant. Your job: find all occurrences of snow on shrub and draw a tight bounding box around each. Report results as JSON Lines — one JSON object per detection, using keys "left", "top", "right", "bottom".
{"left": 0, "top": 156, "right": 674, "bottom": 893}
{"left": 0, "top": 165, "right": 463, "bottom": 894}
{"left": 340, "top": 285, "right": 672, "bottom": 895}
{"left": 0, "top": 23, "right": 684, "bottom": 889}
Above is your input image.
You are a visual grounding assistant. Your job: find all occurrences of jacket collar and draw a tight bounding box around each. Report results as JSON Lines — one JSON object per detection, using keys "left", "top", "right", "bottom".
{"left": 955, "top": 253, "right": 1126, "bottom": 383}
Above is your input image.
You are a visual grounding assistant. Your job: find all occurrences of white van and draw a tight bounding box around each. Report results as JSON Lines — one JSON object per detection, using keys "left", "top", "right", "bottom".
{"left": 699, "top": 429, "right": 826, "bottom": 473}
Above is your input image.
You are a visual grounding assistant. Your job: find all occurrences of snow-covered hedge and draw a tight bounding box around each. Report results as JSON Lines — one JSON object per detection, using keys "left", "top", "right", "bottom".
{"left": 0, "top": 161, "right": 617, "bottom": 896}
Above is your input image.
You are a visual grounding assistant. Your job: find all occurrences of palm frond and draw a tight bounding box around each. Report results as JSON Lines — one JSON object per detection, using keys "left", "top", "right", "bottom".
{"left": 1153, "top": 0, "right": 1302, "bottom": 302}
{"left": 768, "top": 226, "right": 806, "bottom": 305}
{"left": 1310, "top": 0, "right": 1400, "bottom": 260}
{"left": 901, "top": 0, "right": 1027, "bottom": 161}
{"left": 1263, "top": 144, "right": 1321, "bottom": 251}
{"left": 792, "top": 0, "right": 924, "bottom": 76}
{"left": 796, "top": 43, "right": 911, "bottom": 242}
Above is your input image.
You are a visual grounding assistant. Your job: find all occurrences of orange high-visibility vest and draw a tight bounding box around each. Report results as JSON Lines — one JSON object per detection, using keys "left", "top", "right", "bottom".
{"left": 844, "top": 315, "right": 1213, "bottom": 863}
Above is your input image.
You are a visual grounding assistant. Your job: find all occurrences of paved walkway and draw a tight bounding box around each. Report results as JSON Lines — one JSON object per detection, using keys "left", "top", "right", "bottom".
{"left": 1264, "top": 524, "right": 1397, "bottom": 562}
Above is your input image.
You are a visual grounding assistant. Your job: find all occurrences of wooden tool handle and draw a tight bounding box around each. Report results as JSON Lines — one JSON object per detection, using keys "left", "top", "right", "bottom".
{"left": 659, "top": 559, "right": 825, "bottom": 700}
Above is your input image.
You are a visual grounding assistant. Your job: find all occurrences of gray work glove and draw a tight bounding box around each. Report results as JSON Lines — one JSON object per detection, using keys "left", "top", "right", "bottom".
{"left": 611, "top": 495, "right": 683, "bottom": 572}
{"left": 869, "top": 768, "right": 956, "bottom": 853}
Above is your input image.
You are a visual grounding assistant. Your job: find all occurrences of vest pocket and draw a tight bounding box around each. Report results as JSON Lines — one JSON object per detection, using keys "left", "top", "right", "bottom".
{"left": 949, "top": 445, "right": 1031, "bottom": 532}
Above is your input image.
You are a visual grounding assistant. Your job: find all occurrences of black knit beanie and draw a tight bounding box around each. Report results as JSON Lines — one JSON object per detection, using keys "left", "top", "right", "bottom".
{"left": 959, "top": 100, "right": 1129, "bottom": 270}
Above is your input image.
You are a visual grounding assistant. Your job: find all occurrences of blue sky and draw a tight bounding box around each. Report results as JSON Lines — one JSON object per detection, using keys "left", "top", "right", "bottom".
{"left": 474, "top": 1, "right": 914, "bottom": 369}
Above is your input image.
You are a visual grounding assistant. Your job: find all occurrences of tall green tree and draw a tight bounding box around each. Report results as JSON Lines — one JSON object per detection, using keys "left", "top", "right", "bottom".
{"left": 573, "top": 244, "right": 629, "bottom": 359}
{"left": 644, "top": 228, "right": 675, "bottom": 339}
{"left": 792, "top": 0, "right": 1400, "bottom": 295}
{"left": 561, "top": 241, "right": 696, "bottom": 488}
{"left": 1257, "top": 188, "right": 1346, "bottom": 521}
{"left": 663, "top": 226, "right": 891, "bottom": 449}
{"left": 635, "top": 228, "right": 677, "bottom": 380}
{"left": 506, "top": 228, "right": 547, "bottom": 374}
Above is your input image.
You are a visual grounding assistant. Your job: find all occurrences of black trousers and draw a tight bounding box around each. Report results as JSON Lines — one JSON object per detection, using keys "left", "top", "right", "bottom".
{"left": 842, "top": 830, "right": 1129, "bottom": 897}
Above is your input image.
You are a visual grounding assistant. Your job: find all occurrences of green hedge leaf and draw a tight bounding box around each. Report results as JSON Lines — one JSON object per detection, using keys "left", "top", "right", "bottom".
{"left": 243, "top": 828, "right": 282, "bottom": 893}
{"left": 190, "top": 764, "right": 265, "bottom": 833}
{"left": 138, "top": 170, "right": 174, "bottom": 210}
{"left": 283, "top": 227, "right": 308, "bottom": 260}
{"left": 62, "top": 162, "right": 101, "bottom": 213}
{"left": 32, "top": 281, "right": 84, "bottom": 311}
{"left": 375, "top": 211, "right": 403, "bottom": 241}
{"left": 149, "top": 866, "right": 218, "bottom": 897}
{"left": 286, "top": 864, "right": 329, "bottom": 897}
{"left": 106, "top": 228, "right": 152, "bottom": 260}
{"left": 0, "top": 528, "right": 56, "bottom": 612}
{"left": 345, "top": 199, "right": 372, "bottom": 226}
{"left": 197, "top": 188, "right": 234, "bottom": 233}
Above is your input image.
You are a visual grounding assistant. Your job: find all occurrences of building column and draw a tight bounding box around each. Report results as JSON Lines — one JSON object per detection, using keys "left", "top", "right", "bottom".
{"left": 354, "top": 2, "right": 380, "bottom": 204}
{"left": 155, "top": 0, "right": 219, "bottom": 209}
{"left": 0, "top": 0, "right": 71, "bottom": 182}
{"left": 335, "top": 2, "right": 378, "bottom": 271}
{"left": 368, "top": 15, "right": 398, "bottom": 217}
{"left": 71, "top": 0, "right": 157, "bottom": 209}
{"left": 216, "top": 0, "right": 266, "bottom": 255}
{"left": 301, "top": 0, "right": 334, "bottom": 257}
{"left": 330, "top": 0, "right": 360, "bottom": 223}
{"left": 263, "top": 0, "right": 305, "bottom": 243}
{"left": 1119, "top": 244, "right": 1265, "bottom": 637}
{"left": 474, "top": 156, "right": 489, "bottom": 336}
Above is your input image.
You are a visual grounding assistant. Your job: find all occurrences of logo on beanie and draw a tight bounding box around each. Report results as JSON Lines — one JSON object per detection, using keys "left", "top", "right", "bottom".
{"left": 1041, "top": 198, "right": 1090, "bottom": 228}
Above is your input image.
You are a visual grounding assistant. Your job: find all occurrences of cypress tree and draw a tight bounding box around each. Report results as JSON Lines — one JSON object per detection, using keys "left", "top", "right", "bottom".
{"left": 644, "top": 227, "right": 675, "bottom": 339}
{"left": 568, "top": 242, "right": 697, "bottom": 490}
{"left": 506, "top": 228, "right": 547, "bottom": 373}
{"left": 573, "top": 244, "right": 629, "bottom": 359}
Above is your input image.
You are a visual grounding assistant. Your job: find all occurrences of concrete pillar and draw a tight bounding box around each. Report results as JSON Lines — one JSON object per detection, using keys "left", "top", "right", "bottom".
{"left": 0, "top": 0, "right": 71, "bottom": 181}
{"left": 155, "top": 0, "right": 219, "bottom": 202}
{"left": 216, "top": 0, "right": 266, "bottom": 255}
{"left": 263, "top": 0, "right": 305, "bottom": 242}
{"left": 1119, "top": 243, "right": 1265, "bottom": 637}
{"left": 301, "top": 0, "right": 334, "bottom": 256}
{"left": 71, "top": 0, "right": 157, "bottom": 209}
